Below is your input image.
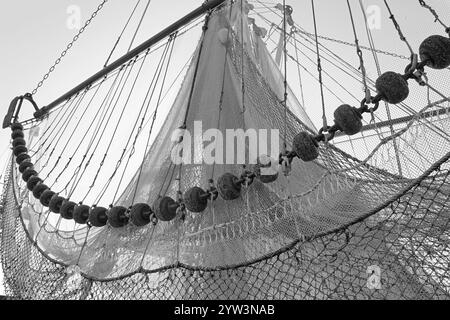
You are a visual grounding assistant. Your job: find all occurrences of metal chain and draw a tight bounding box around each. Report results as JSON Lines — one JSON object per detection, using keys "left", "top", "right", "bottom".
{"left": 418, "top": 0, "right": 449, "bottom": 33}
{"left": 30, "top": 0, "right": 108, "bottom": 96}
{"left": 291, "top": 29, "right": 410, "bottom": 60}
{"left": 252, "top": 1, "right": 412, "bottom": 60}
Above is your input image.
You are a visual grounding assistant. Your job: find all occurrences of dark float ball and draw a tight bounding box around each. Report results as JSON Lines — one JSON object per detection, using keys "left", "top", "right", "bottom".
{"left": 12, "top": 138, "right": 26, "bottom": 148}
{"left": 293, "top": 132, "right": 319, "bottom": 162}
{"left": 40, "top": 189, "right": 55, "bottom": 207}
{"left": 419, "top": 35, "right": 450, "bottom": 69}
{"left": 334, "top": 104, "right": 363, "bottom": 136}
{"left": 375, "top": 71, "right": 409, "bottom": 104}
{"left": 89, "top": 206, "right": 108, "bottom": 227}
{"left": 32, "top": 183, "right": 49, "bottom": 199}
{"left": 153, "top": 197, "right": 178, "bottom": 222}
{"left": 13, "top": 145, "right": 28, "bottom": 157}
{"left": 10, "top": 123, "right": 23, "bottom": 131}
{"left": 217, "top": 173, "right": 241, "bottom": 201}
{"left": 184, "top": 187, "right": 208, "bottom": 213}
{"left": 250, "top": 155, "right": 278, "bottom": 184}
{"left": 60, "top": 201, "right": 76, "bottom": 220}
{"left": 49, "top": 195, "right": 65, "bottom": 214}
{"left": 11, "top": 129, "right": 24, "bottom": 140}
{"left": 73, "top": 204, "right": 90, "bottom": 224}
{"left": 16, "top": 153, "right": 31, "bottom": 165}
{"left": 130, "top": 203, "right": 152, "bottom": 227}
{"left": 27, "top": 176, "right": 42, "bottom": 191}
{"left": 108, "top": 206, "right": 129, "bottom": 228}
{"left": 19, "top": 160, "right": 33, "bottom": 174}
{"left": 22, "top": 168, "right": 38, "bottom": 182}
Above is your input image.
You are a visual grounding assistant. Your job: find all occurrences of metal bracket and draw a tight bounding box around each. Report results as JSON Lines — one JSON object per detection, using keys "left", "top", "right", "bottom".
{"left": 2, "top": 94, "right": 41, "bottom": 129}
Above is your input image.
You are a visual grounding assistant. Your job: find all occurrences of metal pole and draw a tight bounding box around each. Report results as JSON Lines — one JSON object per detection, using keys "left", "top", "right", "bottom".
{"left": 36, "top": 0, "right": 227, "bottom": 119}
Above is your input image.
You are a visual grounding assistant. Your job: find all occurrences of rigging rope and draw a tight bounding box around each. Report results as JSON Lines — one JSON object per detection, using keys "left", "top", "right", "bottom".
{"left": 212, "top": 0, "right": 236, "bottom": 181}
{"left": 130, "top": 34, "right": 177, "bottom": 204}
{"left": 240, "top": 0, "right": 247, "bottom": 137}
{"left": 30, "top": 0, "right": 109, "bottom": 96}
{"left": 310, "top": 0, "right": 328, "bottom": 135}
{"left": 128, "top": 0, "right": 153, "bottom": 52}
{"left": 360, "top": 0, "right": 404, "bottom": 176}
{"left": 292, "top": 32, "right": 306, "bottom": 110}
{"left": 383, "top": 0, "right": 415, "bottom": 57}
{"left": 253, "top": 0, "right": 415, "bottom": 62}
{"left": 418, "top": 0, "right": 450, "bottom": 35}
{"left": 282, "top": 0, "right": 289, "bottom": 154}
{"left": 104, "top": 0, "right": 142, "bottom": 67}
{"left": 346, "top": 0, "right": 370, "bottom": 102}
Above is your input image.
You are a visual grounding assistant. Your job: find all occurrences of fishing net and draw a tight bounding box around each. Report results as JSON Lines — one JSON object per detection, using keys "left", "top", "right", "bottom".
{"left": 1, "top": 0, "right": 449, "bottom": 299}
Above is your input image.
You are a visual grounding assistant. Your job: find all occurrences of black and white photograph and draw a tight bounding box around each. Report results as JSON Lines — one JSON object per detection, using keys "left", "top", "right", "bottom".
{"left": 0, "top": 0, "right": 449, "bottom": 309}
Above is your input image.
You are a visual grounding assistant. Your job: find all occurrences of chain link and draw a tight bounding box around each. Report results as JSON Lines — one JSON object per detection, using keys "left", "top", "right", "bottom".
{"left": 30, "top": 0, "right": 108, "bottom": 96}
{"left": 292, "top": 29, "right": 411, "bottom": 61}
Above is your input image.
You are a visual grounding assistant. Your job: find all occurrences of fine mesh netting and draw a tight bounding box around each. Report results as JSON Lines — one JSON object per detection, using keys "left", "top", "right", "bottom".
{"left": 1, "top": 0, "right": 450, "bottom": 299}
{"left": 1, "top": 154, "right": 449, "bottom": 299}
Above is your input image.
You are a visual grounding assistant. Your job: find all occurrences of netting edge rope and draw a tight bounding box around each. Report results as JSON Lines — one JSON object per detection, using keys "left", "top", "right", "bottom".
{"left": 5, "top": 149, "right": 450, "bottom": 283}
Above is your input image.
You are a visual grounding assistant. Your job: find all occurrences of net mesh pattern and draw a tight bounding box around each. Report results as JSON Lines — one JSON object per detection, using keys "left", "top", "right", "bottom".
{"left": 1, "top": 0, "right": 450, "bottom": 299}
{"left": 1, "top": 153, "right": 449, "bottom": 299}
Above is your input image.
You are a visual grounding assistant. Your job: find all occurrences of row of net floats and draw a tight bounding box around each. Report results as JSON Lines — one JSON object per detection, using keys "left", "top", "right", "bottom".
{"left": 9, "top": 33, "right": 450, "bottom": 229}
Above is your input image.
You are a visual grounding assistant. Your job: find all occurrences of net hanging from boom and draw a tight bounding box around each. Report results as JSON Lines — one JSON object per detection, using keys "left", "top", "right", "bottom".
{"left": 1, "top": 0, "right": 450, "bottom": 299}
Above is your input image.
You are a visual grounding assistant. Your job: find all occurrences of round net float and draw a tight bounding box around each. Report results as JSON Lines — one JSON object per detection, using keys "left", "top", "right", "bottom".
{"left": 250, "top": 155, "right": 278, "bottom": 184}
{"left": 19, "top": 160, "right": 33, "bottom": 174}
{"left": 12, "top": 138, "right": 26, "bottom": 148}
{"left": 22, "top": 168, "right": 38, "bottom": 182}
{"left": 40, "top": 189, "right": 55, "bottom": 207}
{"left": 10, "top": 123, "right": 23, "bottom": 131}
{"left": 293, "top": 131, "right": 319, "bottom": 162}
{"left": 153, "top": 196, "right": 178, "bottom": 222}
{"left": 89, "top": 206, "right": 108, "bottom": 227}
{"left": 73, "top": 204, "right": 90, "bottom": 224}
{"left": 49, "top": 195, "right": 65, "bottom": 214}
{"left": 375, "top": 71, "right": 409, "bottom": 104}
{"left": 16, "top": 153, "right": 31, "bottom": 165}
{"left": 130, "top": 203, "right": 152, "bottom": 227}
{"left": 183, "top": 187, "right": 209, "bottom": 213}
{"left": 60, "top": 201, "right": 76, "bottom": 220}
{"left": 32, "top": 183, "right": 49, "bottom": 199}
{"left": 11, "top": 129, "right": 24, "bottom": 140}
{"left": 108, "top": 206, "right": 129, "bottom": 228}
{"left": 333, "top": 104, "right": 363, "bottom": 136}
{"left": 419, "top": 35, "right": 450, "bottom": 69}
{"left": 217, "top": 173, "right": 242, "bottom": 200}
{"left": 13, "top": 145, "right": 28, "bottom": 157}
{"left": 27, "top": 176, "right": 42, "bottom": 191}
{"left": 217, "top": 28, "right": 231, "bottom": 47}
